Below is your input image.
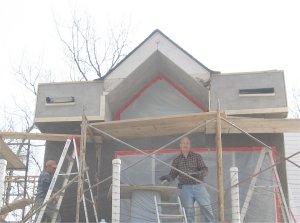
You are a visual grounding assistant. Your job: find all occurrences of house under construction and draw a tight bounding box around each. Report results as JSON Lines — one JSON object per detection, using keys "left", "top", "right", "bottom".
{"left": 1, "top": 29, "right": 300, "bottom": 222}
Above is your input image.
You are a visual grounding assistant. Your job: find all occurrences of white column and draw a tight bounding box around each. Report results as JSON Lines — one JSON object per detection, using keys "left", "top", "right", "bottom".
{"left": 112, "top": 159, "right": 121, "bottom": 223}
{"left": 230, "top": 167, "right": 241, "bottom": 223}
{"left": 0, "top": 159, "right": 7, "bottom": 209}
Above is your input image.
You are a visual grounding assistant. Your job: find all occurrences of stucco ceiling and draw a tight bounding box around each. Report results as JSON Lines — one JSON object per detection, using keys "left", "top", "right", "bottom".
{"left": 107, "top": 51, "right": 209, "bottom": 115}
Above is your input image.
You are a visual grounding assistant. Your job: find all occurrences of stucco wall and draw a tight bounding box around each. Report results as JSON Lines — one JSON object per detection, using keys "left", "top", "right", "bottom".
{"left": 210, "top": 71, "right": 287, "bottom": 114}
{"left": 35, "top": 81, "right": 104, "bottom": 119}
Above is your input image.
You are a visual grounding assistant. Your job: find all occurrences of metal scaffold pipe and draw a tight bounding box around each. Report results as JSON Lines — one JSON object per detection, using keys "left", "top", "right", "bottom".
{"left": 112, "top": 159, "right": 121, "bottom": 223}
{"left": 0, "top": 159, "right": 7, "bottom": 209}
{"left": 230, "top": 167, "right": 241, "bottom": 223}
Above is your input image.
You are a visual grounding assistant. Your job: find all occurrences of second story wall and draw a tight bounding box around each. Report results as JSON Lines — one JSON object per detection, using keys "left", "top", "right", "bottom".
{"left": 34, "top": 81, "right": 105, "bottom": 132}
{"left": 210, "top": 70, "right": 288, "bottom": 118}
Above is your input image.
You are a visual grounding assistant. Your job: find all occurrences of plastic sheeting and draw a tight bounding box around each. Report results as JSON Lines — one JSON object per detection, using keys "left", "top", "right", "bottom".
{"left": 117, "top": 148, "right": 277, "bottom": 222}
{"left": 114, "top": 74, "right": 277, "bottom": 222}
{"left": 120, "top": 80, "right": 203, "bottom": 120}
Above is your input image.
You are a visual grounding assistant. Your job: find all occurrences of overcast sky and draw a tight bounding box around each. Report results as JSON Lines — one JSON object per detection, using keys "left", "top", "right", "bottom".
{"left": 0, "top": 0, "right": 299, "bottom": 115}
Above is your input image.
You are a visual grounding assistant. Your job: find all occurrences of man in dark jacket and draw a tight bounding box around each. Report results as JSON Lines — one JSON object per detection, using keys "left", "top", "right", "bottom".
{"left": 160, "top": 137, "right": 215, "bottom": 223}
{"left": 34, "top": 160, "right": 61, "bottom": 222}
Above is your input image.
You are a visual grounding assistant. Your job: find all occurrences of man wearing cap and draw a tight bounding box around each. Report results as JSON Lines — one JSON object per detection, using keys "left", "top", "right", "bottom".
{"left": 33, "top": 160, "right": 61, "bottom": 222}
{"left": 160, "top": 136, "right": 215, "bottom": 223}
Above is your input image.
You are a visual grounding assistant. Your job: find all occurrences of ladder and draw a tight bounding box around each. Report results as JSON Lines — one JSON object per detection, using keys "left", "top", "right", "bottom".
{"left": 154, "top": 196, "right": 187, "bottom": 223}
{"left": 35, "top": 137, "right": 99, "bottom": 223}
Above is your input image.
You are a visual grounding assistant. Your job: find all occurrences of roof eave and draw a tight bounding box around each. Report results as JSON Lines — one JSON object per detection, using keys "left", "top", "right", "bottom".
{"left": 99, "top": 29, "right": 219, "bottom": 80}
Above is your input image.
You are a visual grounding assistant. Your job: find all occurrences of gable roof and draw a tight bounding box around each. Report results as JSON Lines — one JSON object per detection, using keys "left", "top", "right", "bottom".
{"left": 100, "top": 29, "right": 219, "bottom": 80}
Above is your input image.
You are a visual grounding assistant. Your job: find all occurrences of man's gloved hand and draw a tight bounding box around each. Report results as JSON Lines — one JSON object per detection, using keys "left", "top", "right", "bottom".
{"left": 160, "top": 175, "right": 171, "bottom": 182}
{"left": 160, "top": 175, "right": 171, "bottom": 185}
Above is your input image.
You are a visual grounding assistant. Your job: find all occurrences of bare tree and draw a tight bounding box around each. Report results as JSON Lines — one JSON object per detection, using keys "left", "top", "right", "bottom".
{"left": 14, "top": 56, "right": 55, "bottom": 96}
{"left": 1, "top": 13, "right": 131, "bottom": 221}
{"left": 1, "top": 60, "right": 49, "bottom": 221}
{"left": 12, "top": 58, "right": 51, "bottom": 168}
{"left": 56, "top": 15, "right": 130, "bottom": 81}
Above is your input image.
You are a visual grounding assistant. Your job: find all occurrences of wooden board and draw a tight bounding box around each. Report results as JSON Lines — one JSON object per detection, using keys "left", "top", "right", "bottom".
{"left": 34, "top": 115, "right": 104, "bottom": 123}
{"left": 0, "top": 198, "right": 34, "bottom": 215}
{"left": 206, "top": 117, "right": 300, "bottom": 134}
{"left": 90, "top": 112, "right": 223, "bottom": 140}
{"left": 107, "top": 184, "right": 178, "bottom": 200}
{"left": 225, "top": 107, "right": 288, "bottom": 115}
{"left": 0, "top": 132, "right": 102, "bottom": 143}
{"left": 90, "top": 112, "right": 300, "bottom": 140}
{"left": 0, "top": 138, "right": 26, "bottom": 170}
{"left": 2, "top": 112, "right": 299, "bottom": 142}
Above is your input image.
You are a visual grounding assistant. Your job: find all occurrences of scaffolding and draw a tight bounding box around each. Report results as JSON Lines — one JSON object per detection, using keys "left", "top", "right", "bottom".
{"left": 0, "top": 109, "right": 300, "bottom": 222}
{"left": 85, "top": 109, "right": 299, "bottom": 222}
{"left": 1, "top": 176, "right": 38, "bottom": 221}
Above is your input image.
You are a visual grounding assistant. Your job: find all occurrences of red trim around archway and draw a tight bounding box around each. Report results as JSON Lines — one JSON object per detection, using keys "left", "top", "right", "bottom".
{"left": 115, "top": 73, "right": 208, "bottom": 120}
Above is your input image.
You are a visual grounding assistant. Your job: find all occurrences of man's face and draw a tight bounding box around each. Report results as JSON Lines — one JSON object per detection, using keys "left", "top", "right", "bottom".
{"left": 48, "top": 165, "right": 56, "bottom": 174}
{"left": 46, "top": 161, "right": 57, "bottom": 174}
{"left": 180, "top": 137, "right": 191, "bottom": 154}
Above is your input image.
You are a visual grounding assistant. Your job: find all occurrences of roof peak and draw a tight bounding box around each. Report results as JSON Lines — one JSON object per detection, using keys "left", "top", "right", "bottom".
{"left": 101, "top": 29, "right": 219, "bottom": 79}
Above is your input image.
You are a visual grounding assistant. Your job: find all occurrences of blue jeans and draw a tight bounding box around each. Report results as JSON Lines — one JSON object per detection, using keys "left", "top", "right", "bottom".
{"left": 179, "top": 184, "right": 215, "bottom": 223}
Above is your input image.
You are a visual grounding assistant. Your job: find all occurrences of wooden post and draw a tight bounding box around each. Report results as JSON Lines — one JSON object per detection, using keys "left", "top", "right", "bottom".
{"left": 216, "top": 101, "right": 225, "bottom": 222}
{"left": 76, "top": 115, "right": 88, "bottom": 223}
{"left": 22, "top": 140, "right": 30, "bottom": 219}
{"left": 96, "top": 143, "right": 102, "bottom": 211}
{"left": 86, "top": 122, "right": 102, "bottom": 214}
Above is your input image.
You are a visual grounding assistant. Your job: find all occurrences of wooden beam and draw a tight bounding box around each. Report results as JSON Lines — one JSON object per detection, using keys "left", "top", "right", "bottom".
{"left": 34, "top": 116, "right": 104, "bottom": 123}
{"left": 95, "top": 143, "right": 102, "bottom": 211}
{"left": 76, "top": 115, "right": 88, "bottom": 222}
{"left": 92, "top": 111, "right": 222, "bottom": 127}
{"left": 206, "top": 118, "right": 300, "bottom": 134}
{"left": 216, "top": 102, "right": 225, "bottom": 222}
{"left": 0, "top": 198, "right": 34, "bottom": 215}
{"left": 0, "top": 138, "right": 26, "bottom": 170}
{"left": 225, "top": 107, "right": 288, "bottom": 116}
{"left": 0, "top": 132, "right": 102, "bottom": 143}
{"left": 3, "top": 114, "right": 298, "bottom": 143}
{"left": 90, "top": 112, "right": 299, "bottom": 140}
{"left": 91, "top": 112, "right": 222, "bottom": 139}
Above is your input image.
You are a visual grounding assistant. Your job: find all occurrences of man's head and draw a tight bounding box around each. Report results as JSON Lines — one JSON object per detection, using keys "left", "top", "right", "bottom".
{"left": 45, "top": 160, "right": 57, "bottom": 174}
{"left": 180, "top": 136, "right": 191, "bottom": 155}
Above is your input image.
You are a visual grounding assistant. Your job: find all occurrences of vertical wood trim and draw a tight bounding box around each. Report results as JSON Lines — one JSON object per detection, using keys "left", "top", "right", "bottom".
{"left": 96, "top": 143, "right": 102, "bottom": 212}
{"left": 99, "top": 96, "right": 106, "bottom": 121}
{"left": 216, "top": 101, "right": 225, "bottom": 222}
{"left": 76, "top": 115, "right": 87, "bottom": 222}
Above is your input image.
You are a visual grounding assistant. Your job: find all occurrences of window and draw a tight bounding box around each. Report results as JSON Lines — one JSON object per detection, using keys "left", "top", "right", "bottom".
{"left": 45, "top": 96, "right": 75, "bottom": 106}
{"left": 239, "top": 88, "right": 275, "bottom": 97}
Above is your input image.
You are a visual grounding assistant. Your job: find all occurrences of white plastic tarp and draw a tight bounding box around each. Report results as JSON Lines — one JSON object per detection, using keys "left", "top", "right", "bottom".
{"left": 117, "top": 148, "right": 277, "bottom": 222}
{"left": 120, "top": 80, "right": 203, "bottom": 120}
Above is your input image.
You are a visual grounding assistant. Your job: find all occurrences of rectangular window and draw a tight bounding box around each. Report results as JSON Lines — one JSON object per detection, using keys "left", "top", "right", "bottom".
{"left": 45, "top": 96, "right": 75, "bottom": 106}
{"left": 239, "top": 88, "right": 275, "bottom": 97}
